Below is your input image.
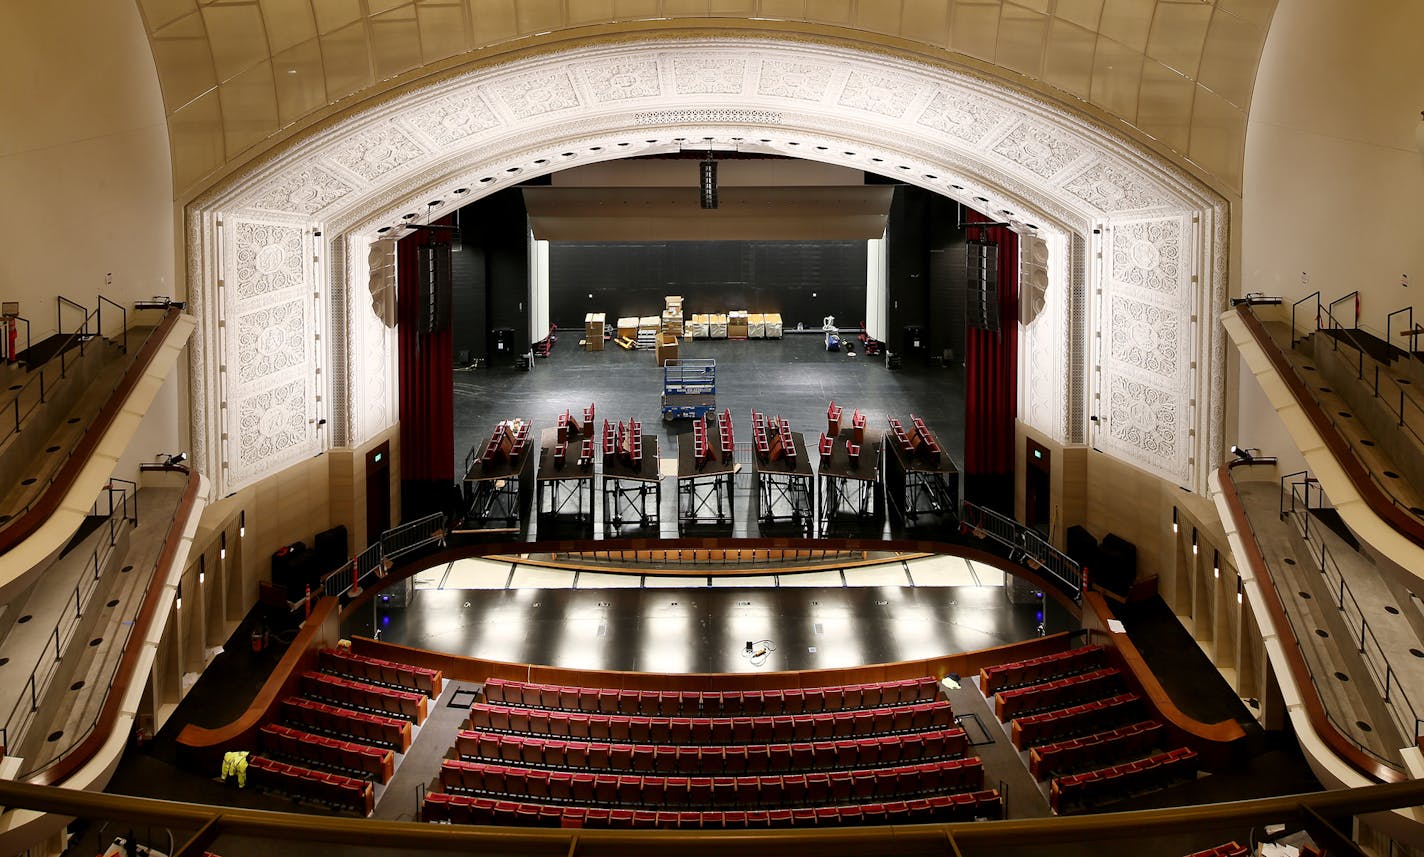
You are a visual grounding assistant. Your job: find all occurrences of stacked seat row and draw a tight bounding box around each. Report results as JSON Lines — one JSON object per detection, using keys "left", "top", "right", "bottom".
{"left": 994, "top": 668, "right": 1125, "bottom": 720}
{"left": 1049, "top": 747, "right": 1197, "bottom": 812}
{"left": 320, "top": 648, "right": 443, "bottom": 698}
{"left": 438, "top": 757, "right": 983, "bottom": 808}
{"left": 259, "top": 723, "right": 394, "bottom": 783}
{"left": 482, "top": 676, "right": 939, "bottom": 715}
{"left": 1185, "top": 843, "right": 1249, "bottom": 857}
{"left": 423, "top": 790, "right": 1002, "bottom": 828}
{"left": 281, "top": 697, "right": 411, "bottom": 751}
{"left": 302, "top": 671, "right": 427, "bottom": 723}
{"left": 1010, "top": 693, "right": 1142, "bottom": 750}
{"left": 469, "top": 700, "right": 952, "bottom": 743}
{"left": 1028, "top": 720, "right": 1164, "bottom": 780}
{"left": 979, "top": 645, "right": 1106, "bottom": 695}
{"left": 247, "top": 756, "right": 374, "bottom": 816}
{"left": 455, "top": 727, "right": 968, "bottom": 774}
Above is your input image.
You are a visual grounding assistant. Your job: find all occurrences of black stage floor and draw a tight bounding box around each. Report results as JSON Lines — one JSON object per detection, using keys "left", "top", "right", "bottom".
{"left": 349, "top": 584, "right": 1041, "bottom": 673}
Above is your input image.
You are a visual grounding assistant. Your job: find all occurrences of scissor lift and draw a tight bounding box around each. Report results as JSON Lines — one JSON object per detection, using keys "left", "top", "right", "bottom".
{"left": 661, "top": 358, "right": 716, "bottom": 421}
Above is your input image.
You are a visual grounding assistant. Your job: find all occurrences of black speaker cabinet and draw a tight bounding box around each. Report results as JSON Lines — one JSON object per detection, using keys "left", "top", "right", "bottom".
{"left": 314, "top": 525, "right": 348, "bottom": 573}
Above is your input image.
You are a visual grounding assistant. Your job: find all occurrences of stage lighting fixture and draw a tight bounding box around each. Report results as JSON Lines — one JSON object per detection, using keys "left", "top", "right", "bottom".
{"left": 163, "top": 452, "right": 188, "bottom": 467}
{"left": 700, "top": 158, "right": 718, "bottom": 209}
{"left": 1230, "top": 445, "right": 1254, "bottom": 462}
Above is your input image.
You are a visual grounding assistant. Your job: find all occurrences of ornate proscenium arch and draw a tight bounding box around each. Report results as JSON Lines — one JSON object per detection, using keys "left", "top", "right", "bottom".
{"left": 186, "top": 35, "right": 1227, "bottom": 498}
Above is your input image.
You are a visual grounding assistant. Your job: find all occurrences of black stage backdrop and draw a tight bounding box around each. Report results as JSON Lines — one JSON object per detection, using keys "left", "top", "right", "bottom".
{"left": 547, "top": 240, "right": 868, "bottom": 332}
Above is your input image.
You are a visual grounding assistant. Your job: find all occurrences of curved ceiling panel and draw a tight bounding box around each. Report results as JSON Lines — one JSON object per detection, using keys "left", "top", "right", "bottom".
{"left": 138, "top": 0, "right": 1275, "bottom": 195}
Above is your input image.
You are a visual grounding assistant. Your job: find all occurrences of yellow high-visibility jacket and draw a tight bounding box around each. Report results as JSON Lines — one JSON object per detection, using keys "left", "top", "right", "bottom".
{"left": 221, "top": 750, "right": 250, "bottom": 787}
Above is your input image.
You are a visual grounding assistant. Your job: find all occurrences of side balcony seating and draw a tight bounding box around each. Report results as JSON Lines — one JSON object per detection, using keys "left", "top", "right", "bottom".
{"left": 994, "top": 668, "right": 1125, "bottom": 720}
{"left": 423, "top": 789, "right": 1003, "bottom": 827}
{"left": 302, "top": 671, "right": 428, "bottom": 724}
{"left": 1048, "top": 747, "right": 1197, "bottom": 813}
{"left": 281, "top": 696, "right": 412, "bottom": 752}
{"left": 1028, "top": 720, "right": 1163, "bottom": 780}
{"left": 467, "top": 700, "right": 952, "bottom": 743}
{"left": 453, "top": 727, "right": 969, "bottom": 774}
{"left": 437, "top": 756, "right": 984, "bottom": 808}
{"left": 247, "top": 755, "right": 374, "bottom": 816}
{"left": 481, "top": 676, "right": 940, "bottom": 716}
{"left": 259, "top": 722, "right": 394, "bottom": 783}
{"left": 979, "top": 646, "right": 1107, "bottom": 696}
{"left": 1010, "top": 693, "right": 1142, "bottom": 750}
{"left": 320, "top": 648, "right": 443, "bottom": 698}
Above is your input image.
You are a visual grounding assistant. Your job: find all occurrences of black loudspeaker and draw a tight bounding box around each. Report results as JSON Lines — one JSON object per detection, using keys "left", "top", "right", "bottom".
{"left": 1066, "top": 525, "right": 1099, "bottom": 568}
{"left": 417, "top": 243, "right": 453, "bottom": 333}
{"left": 1098, "top": 533, "right": 1138, "bottom": 596}
{"left": 314, "top": 525, "right": 348, "bottom": 572}
{"left": 966, "top": 239, "right": 999, "bottom": 332}
{"left": 271, "top": 541, "right": 309, "bottom": 590}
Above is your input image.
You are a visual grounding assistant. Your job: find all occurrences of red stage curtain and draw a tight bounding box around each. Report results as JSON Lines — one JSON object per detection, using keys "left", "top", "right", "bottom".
{"left": 963, "top": 211, "right": 1019, "bottom": 480}
{"left": 397, "top": 219, "right": 454, "bottom": 485}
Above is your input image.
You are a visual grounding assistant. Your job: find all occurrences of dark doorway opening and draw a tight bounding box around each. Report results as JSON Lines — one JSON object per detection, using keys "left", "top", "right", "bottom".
{"left": 1025, "top": 438, "right": 1051, "bottom": 537}
{"left": 367, "top": 441, "right": 391, "bottom": 539}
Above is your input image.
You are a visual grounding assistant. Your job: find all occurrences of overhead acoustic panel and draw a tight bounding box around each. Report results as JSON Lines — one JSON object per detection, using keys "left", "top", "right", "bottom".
{"left": 523, "top": 186, "right": 894, "bottom": 241}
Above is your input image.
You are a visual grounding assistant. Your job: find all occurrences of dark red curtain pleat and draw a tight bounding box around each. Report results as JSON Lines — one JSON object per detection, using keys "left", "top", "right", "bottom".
{"left": 963, "top": 211, "right": 1019, "bottom": 477}
{"left": 397, "top": 218, "right": 454, "bottom": 484}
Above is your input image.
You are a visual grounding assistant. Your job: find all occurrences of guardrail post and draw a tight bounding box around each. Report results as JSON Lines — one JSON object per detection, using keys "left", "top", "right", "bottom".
{"left": 30, "top": 677, "right": 37, "bottom": 712}
{"left": 53, "top": 628, "right": 60, "bottom": 662}
{"left": 1385, "top": 666, "right": 1393, "bottom": 703}
{"left": 1340, "top": 577, "right": 1346, "bottom": 610}
{"left": 350, "top": 559, "right": 362, "bottom": 598}
{"left": 1361, "top": 617, "right": 1368, "bottom": 654}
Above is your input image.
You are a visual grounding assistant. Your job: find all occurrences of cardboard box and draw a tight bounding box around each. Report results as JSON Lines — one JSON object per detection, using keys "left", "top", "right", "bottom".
{"left": 687, "top": 314, "right": 709, "bottom": 339}
{"left": 661, "top": 308, "right": 684, "bottom": 337}
{"left": 617, "top": 316, "right": 639, "bottom": 339}
{"left": 656, "top": 332, "right": 679, "bottom": 366}
{"left": 710, "top": 313, "right": 728, "bottom": 339}
{"left": 639, "top": 315, "right": 660, "bottom": 332}
{"left": 765, "top": 313, "right": 783, "bottom": 338}
{"left": 585, "top": 312, "right": 605, "bottom": 351}
{"left": 749, "top": 313, "right": 766, "bottom": 339}
{"left": 664, "top": 295, "right": 683, "bottom": 313}
{"left": 728, "top": 310, "right": 749, "bottom": 339}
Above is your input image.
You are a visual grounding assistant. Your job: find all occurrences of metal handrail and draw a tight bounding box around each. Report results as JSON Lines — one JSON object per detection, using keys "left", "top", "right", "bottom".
{"left": 1290, "top": 290, "right": 1320, "bottom": 347}
{"left": 3, "top": 303, "right": 98, "bottom": 443}
{"left": 56, "top": 295, "right": 89, "bottom": 337}
{"left": 1326, "top": 290, "right": 1359, "bottom": 332}
{"left": 0, "top": 484, "right": 134, "bottom": 770}
{"left": 1285, "top": 478, "right": 1424, "bottom": 746}
{"left": 1386, "top": 306, "right": 1414, "bottom": 357}
{"left": 5, "top": 314, "right": 31, "bottom": 364}
{"left": 959, "top": 500, "right": 1082, "bottom": 602}
{"left": 310, "top": 513, "right": 449, "bottom": 606}
{"left": 96, "top": 295, "right": 127, "bottom": 354}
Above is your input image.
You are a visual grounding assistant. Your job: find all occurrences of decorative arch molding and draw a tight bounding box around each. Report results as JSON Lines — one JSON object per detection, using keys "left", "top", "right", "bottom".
{"left": 186, "top": 35, "right": 1227, "bottom": 497}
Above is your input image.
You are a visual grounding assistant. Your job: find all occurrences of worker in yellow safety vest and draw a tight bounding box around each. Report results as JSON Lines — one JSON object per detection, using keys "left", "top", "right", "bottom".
{"left": 220, "top": 750, "right": 249, "bottom": 787}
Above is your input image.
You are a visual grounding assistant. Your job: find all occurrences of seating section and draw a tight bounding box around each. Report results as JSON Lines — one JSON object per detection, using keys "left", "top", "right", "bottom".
{"left": 1028, "top": 720, "right": 1164, "bottom": 780}
{"left": 423, "top": 790, "right": 1003, "bottom": 828}
{"left": 319, "top": 648, "right": 443, "bottom": 698}
{"left": 247, "top": 755, "right": 374, "bottom": 816}
{"left": 482, "top": 676, "right": 938, "bottom": 715}
{"left": 994, "top": 667, "right": 1125, "bottom": 720}
{"left": 468, "top": 699, "right": 951, "bottom": 743}
{"left": 439, "top": 756, "right": 982, "bottom": 807}
{"left": 1010, "top": 693, "right": 1144, "bottom": 750}
{"left": 1048, "top": 747, "right": 1197, "bottom": 813}
{"left": 301, "top": 671, "right": 428, "bottom": 723}
{"left": 427, "top": 676, "right": 998, "bottom": 828}
{"left": 1185, "top": 843, "right": 1249, "bottom": 857}
{"left": 260, "top": 722, "right": 394, "bottom": 783}
{"left": 979, "top": 645, "right": 1107, "bottom": 696}
{"left": 281, "top": 697, "right": 412, "bottom": 752}
{"left": 454, "top": 727, "right": 968, "bottom": 773}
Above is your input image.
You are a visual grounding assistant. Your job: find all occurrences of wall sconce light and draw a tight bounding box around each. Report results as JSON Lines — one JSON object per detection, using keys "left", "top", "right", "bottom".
{"left": 220, "top": 531, "right": 227, "bottom": 560}
{"left": 1236, "top": 577, "right": 1243, "bottom": 605}
{"left": 199, "top": 554, "right": 205, "bottom": 585}
{"left": 176, "top": 582, "right": 183, "bottom": 611}
{"left": 1192, "top": 529, "right": 1198, "bottom": 556}
{"left": 239, "top": 510, "right": 246, "bottom": 539}
{"left": 1172, "top": 507, "right": 1179, "bottom": 534}
{"left": 163, "top": 452, "right": 188, "bottom": 467}
{"left": 1213, "top": 550, "right": 1220, "bottom": 580}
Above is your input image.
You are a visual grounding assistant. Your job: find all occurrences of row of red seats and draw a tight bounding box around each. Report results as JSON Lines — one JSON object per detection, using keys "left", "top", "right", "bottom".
{"left": 247, "top": 755, "right": 373, "bottom": 816}
{"left": 994, "top": 667, "right": 1125, "bottom": 720}
{"left": 302, "top": 671, "right": 427, "bottom": 724}
{"left": 259, "top": 722, "right": 394, "bottom": 783}
{"left": 979, "top": 645, "right": 1106, "bottom": 696}
{"left": 456, "top": 726, "right": 968, "bottom": 773}
{"left": 281, "top": 696, "right": 411, "bottom": 751}
{"left": 1048, "top": 747, "right": 1197, "bottom": 813}
{"left": 468, "top": 700, "right": 952, "bottom": 743}
{"left": 438, "top": 756, "right": 984, "bottom": 808}
{"left": 1029, "top": 720, "right": 1163, "bottom": 780}
{"left": 424, "top": 790, "right": 1002, "bottom": 827}
{"left": 1011, "top": 692, "right": 1142, "bottom": 750}
{"left": 320, "top": 648, "right": 443, "bottom": 698}
{"left": 482, "top": 676, "right": 938, "bottom": 715}
{"left": 1184, "top": 843, "right": 1249, "bottom": 857}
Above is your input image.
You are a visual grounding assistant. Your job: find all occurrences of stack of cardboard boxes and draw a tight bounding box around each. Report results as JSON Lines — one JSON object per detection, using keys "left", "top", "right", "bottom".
{"left": 662, "top": 295, "right": 684, "bottom": 338}
{"left": 584, "top": 312, "right": 605, "bottom": 351}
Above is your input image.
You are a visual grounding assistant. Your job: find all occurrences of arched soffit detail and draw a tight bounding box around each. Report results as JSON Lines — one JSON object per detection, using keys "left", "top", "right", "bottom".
{"left": 186, "top": 37, "right": 1227, "bottom": 496}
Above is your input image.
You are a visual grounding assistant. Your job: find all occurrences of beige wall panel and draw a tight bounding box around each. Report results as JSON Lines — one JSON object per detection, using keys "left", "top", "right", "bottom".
{"left": 321, "top": 20, "right": 375, "bottom": 103}
{"left": 1135, "top": 58, "right": 1192, "bottom": 153}
{"left": 1144, "top": 1, "right": 1209, "bottom": 77}
{"left": 900, "top": 0, "right": 950, "bottom": 46}
{"left": 273, "top": 38, "right": 330, "bottom": 126}
{"left": 371, "top": 8, "right": 424, "bottom": 81}
{"left": 950, "top": 1, "right": 1002, "bottom": 64}
{"left": 260, "top": 0, "right": 319, "bottom": 55}
{"left": 1041, "top": 17, "right": 1095, "bottom": 99}
{"left": 417, "top": 2, "right": 472, "bottom": 63}
{"left": 996, "top": 4, "right": 1049, "bottom": 79}
{"left": 314, "top": 0, "right": 365, "bottom": 34}
{"left": 1089, "top": 36, "right": 1141, "bottom": 124}
{"left": 202, "top": 3, "right": 271, "bottom": 82}
{"left": 150, "top": 12, "right": 219, "bottom": 111}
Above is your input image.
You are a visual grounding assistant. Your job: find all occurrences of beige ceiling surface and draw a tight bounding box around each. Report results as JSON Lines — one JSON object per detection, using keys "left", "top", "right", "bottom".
{"left": 139, "top": 0, "right": 1275, "bottom": 196}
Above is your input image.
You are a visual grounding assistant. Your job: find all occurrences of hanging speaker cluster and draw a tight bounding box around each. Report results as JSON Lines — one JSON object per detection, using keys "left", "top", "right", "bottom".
{"left": 700, "top": 159, "right": 718, "bottom": 209}
{"left": 1020, "top": 233, "right": 1050, "bottom": 325}
{"left": 367, "top": 238, "right": 398, "bottom": 328}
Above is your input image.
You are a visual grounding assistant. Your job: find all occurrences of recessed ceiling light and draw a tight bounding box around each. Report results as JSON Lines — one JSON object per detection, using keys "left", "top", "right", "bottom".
{"left": 453, "top": 188, "right": 469, "bottom": 194}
